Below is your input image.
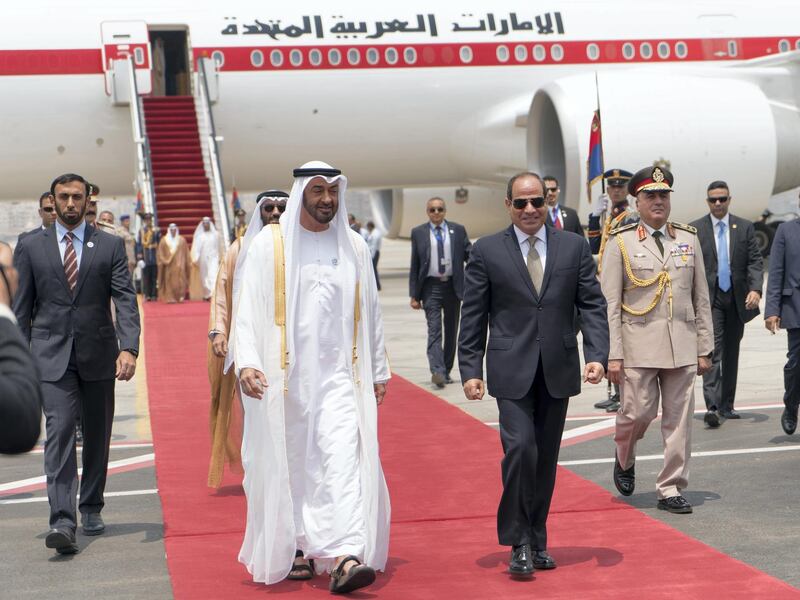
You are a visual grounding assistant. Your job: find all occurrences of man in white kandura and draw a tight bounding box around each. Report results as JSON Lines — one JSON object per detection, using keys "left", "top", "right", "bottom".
{"left": 192, "top": 216, "right": 221, "bottom": 300}
{"left": 233, "top": 161, "right": 391, "bottom": 594}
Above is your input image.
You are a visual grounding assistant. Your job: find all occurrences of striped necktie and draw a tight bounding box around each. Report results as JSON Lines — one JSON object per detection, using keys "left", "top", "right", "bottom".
{"left": 64, "top": 232, "right": 78, "bottom": 293}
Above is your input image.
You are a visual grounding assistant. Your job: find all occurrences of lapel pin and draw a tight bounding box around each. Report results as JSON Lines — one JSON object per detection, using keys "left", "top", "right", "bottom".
{"left": 87, "top": 241, "right": 94, "bottom": 248}
{"left": 731, "top": 223, "right": 737, "bottom": 229}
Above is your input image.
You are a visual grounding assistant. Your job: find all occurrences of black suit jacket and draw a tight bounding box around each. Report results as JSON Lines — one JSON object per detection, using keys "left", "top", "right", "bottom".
{"left": 12, "top": 226, "right": 45, "bottom": 264}
{"left": 13, "top": 224, "right": 140, "bottom": 382}
{"left": 689, "top": 213, "right": 763, "bottom": 324}
{"left": 409, "top": 221, "right": 472, "bottom": 300}
{"left": 765, "top": 219, "right": 800, "bottom": 330}
{"left": 458, "top": 225, "right": 609, "bottom": 399}
{"left": 546, "top": 205, "right": 584, "bottom": 237}
{"left": 0, "top": 316, "right": 42, "bottom": 454}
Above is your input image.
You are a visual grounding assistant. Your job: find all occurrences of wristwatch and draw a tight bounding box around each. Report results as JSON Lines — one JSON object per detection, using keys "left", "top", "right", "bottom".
{"left": 123, "top": 348, "right": 139, "bottom": 358}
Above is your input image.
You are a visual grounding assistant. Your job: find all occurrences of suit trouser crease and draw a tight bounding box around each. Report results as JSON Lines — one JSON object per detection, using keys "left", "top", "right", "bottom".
{"left": 702, "top": 288, "right": 744, "bottom": 411}
{"left": 421, "top": 279, "right": 460, "bottom": 375}
{"left": 143, "top": 264, "right": 157, "bottom": 299}
{"left": 42, "top": 349, "right": 115, "bottom": 530}
{"left": 615, "top": 365, "right": 696, "bottom": 499}
{"left": 785, "top": 328, "right": 800, "bottom": 410}
{"left": 496, "top": 367, "right": 568, "bottom": 549}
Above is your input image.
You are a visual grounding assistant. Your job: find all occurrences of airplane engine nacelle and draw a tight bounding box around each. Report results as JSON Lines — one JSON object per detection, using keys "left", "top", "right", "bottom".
{"left": 526, "top": 71, "right": 800, "bottom": 223}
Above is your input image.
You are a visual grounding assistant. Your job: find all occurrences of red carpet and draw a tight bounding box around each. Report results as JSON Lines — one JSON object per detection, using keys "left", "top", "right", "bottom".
{"left": 144, "top": 302, "right": 799, "bottom": 599}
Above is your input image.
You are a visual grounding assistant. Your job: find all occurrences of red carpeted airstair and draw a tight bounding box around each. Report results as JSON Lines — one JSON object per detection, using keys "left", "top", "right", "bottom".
{"left": 142, "top": 96, "right": 213, "bottom": 245}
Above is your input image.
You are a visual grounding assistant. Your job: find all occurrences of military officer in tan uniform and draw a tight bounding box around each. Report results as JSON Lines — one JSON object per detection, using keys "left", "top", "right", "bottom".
{"left": 600, "top": 166, "right": 713, "bottom": 514}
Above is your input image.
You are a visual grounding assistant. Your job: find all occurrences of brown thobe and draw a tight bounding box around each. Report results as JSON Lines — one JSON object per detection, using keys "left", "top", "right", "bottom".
{"left": 156, "top": 236, "right": 191, "bottom": 303}
{"left": 207, "top": 239, "right": 243, "bottom": 487}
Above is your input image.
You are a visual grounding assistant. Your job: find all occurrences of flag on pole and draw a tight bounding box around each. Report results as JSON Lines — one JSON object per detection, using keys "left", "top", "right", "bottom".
{"left": 587, "top": 110, "right": 604, "bottom": 189}
{"left": 134, "top": 189, "right": 144, "bottom": 215}
{"left": 231, "top": 187, "right": 241, "bottom": 212}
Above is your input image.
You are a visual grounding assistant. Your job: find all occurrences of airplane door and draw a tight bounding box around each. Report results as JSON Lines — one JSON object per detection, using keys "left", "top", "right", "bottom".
{"left": 101, "top": 21, "right": 152, "bottom": 95}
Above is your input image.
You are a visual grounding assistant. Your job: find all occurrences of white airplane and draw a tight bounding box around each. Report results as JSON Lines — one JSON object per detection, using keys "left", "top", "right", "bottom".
{"left": 1, "top": 0, "right": 799, "bottom": 246}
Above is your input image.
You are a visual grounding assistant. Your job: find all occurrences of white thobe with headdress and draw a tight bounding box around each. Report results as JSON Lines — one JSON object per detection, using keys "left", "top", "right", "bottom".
{"left": 233, "top": 163, "right": 391, "bottom": 584}
{"left": 192, "top": 220, "right": 221, "bottom": 298}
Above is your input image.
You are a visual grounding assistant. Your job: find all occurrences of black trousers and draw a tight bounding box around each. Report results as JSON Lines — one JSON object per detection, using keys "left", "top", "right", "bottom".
{"left": 421, "top": 278, "right": 460, "bottom": 376}
{"left": 496, "top": 363, "right": 569, "bottom": 550}
{"left": 702, "top": 288, "right": 745, "bottom": 412}
{"left": 40, "top": 347, "right": 115, "bottom": 531}
{"left": 142, "top": 264, "right": 158, "bottom": 300}
{"left": 372, "top": 252, "right": 381, "bottom": 291}
{"left": 785, "top": 328, "right": 800, "bottom": 410}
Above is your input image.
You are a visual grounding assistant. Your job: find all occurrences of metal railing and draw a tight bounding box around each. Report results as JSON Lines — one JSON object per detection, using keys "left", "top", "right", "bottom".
{"left": 197, "top": 58, "right": 231, "bottom": 246}
{"left": 124, "top": 56, "right": 157, "bottom": 223}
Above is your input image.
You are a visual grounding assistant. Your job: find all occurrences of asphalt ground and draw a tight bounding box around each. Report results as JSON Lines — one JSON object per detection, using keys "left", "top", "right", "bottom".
{"left": 1, "top": 236, "right": 798, "bottom": 597}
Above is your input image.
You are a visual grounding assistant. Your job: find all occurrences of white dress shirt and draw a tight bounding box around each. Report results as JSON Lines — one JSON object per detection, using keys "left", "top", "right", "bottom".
{"left": 513, "top": 224, "right": 548, "bottom": 272}
{"left": 710, "top": 213, "right": 731, "bottom": 266}
{"left": 55, "top": 219, "right": 86, "bottom": 267}
{"left": 427, "top": 220, "right": 453, "bottom": 278}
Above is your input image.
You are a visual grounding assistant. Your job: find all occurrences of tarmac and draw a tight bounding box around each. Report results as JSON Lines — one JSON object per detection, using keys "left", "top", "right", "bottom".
{"left": 1, "top": 236, "right": 798, "bottom": 598}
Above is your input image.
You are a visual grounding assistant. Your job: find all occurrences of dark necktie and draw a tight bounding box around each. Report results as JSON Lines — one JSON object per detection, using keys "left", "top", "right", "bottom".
{"left": 64, "top": 232, "right": 78, "bottom": 293}
{"left": 435, "top": 226, "right": 445, "bottom": 274}
{"left": 652, "top": 230, "right": 664, "bottom": 257}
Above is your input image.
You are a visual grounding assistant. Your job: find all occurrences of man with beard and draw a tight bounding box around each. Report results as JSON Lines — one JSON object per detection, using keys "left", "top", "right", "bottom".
{"left": 206, "top": 190, "right": 287, "bottom": 488}
{"left": 234, "top": 163, "right": 390, "bottom": 592}
{"left": 156, "top": 223, "right": 191, "bottom": 303}
{"left": 13, "top": 173, "right": 139, "bottom": 554}
{"left": 192, "top": 217, "right": 221, "bottom": 301}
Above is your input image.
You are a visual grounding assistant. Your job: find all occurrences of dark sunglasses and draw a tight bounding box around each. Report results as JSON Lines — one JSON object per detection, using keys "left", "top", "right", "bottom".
{"left": 262, "top": 203, "right": 286, "bottom": 212}
{"left": 428, "top": 207, "right": 445, "bottom": 213}
{"left": 511, "top": 197, "right": 546, "bottom": 210}
{"left": 707, "top": 196, "right": 729, "bottom": 204}
{"left": 545, "top": 187, "right": 558, "bottom": 193}
{"left": 41, "top": 206, "right": 55, "bottom": 212}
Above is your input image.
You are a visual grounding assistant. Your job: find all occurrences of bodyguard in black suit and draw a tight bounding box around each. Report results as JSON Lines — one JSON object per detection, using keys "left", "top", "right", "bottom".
{"left": 690, "top": 181, "right": 763, "bottom": 425}
{"left": 13, "top": 191, "right": 57, "bottom": 263}
{"left": 765, "top": 214, "right": 800, "bottom": 435}
{"left": 543, "top": 175, "right": 584, "bottom": 237}
{"left": 458, "top": 172, "right": 608, "bottom": 577}
{"left": 409, "top": 197, "right": 471, "bottom": 387}
{"left": 14, "top": 174, "right": 140, "bottom": 555}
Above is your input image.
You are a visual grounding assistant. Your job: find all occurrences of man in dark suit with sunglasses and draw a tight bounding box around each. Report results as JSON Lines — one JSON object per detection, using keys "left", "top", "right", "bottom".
{"left": 409, "top": 197, "right": 471, "bottom": 388}
{"left": 458, "top": 172, "right": 608, "bottom": 577}
{"left": 14, "top": 192, "right": 57, "bottom": 260}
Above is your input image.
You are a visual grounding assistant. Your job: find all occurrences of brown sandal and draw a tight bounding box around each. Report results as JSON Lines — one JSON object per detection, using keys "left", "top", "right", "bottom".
{"left": 329, "top": 555, "right": 376, "bottom": 594}
{"left": 287, "top": 549, "right": 314, "bottom": 580}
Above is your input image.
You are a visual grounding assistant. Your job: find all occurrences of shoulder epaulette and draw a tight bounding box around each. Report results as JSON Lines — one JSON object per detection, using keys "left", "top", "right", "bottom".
{"left": 669, "top": 221, "right": 697, "bottom": 234}
{"left": 609, "top": 222, "right": 638, "bottom": 236}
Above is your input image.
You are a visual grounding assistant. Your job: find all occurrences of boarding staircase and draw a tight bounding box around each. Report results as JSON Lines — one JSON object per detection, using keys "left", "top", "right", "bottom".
{"left": 142, "top": 96, "right": 213, "bottom": 245}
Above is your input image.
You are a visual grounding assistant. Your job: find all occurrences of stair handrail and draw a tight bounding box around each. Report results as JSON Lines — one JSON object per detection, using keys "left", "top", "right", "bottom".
{"left": 197, "top": 58, "right": 232, "bottom": 246}
{"left": 125, "top": 56, "right": 157, "bottom": 223}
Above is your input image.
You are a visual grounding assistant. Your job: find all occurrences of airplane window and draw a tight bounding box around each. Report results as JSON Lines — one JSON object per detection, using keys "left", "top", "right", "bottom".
{"left": 328, "top": 49, "right": 341, "bottom": 66}
{"left": 385, "top": 47, "right": 398, "bottom": 65}
{"left": 289, "top": 49, "right": 303, "bottom": 67}
{"left": 675, "top": 41, "right": 688, "bottom": 59}
{"left": 728, "top": 40, "right": 738, "bottom": 57}
{"left": 134, "top": 47, "right": 145, "bottom": 66}
{"left": 514, "top": 45, "right": 528, "bottom": 62}
{"left": 403, "top": 47, "right": 417, "bottom": 64}
{"left": 459, "top": 46, "right": 473, "bottom": 63}
{"left": 270, "top": 50, "right": 284, "bottom": 67}
{"left": 212, "top": 50, "right": 225, "bottom": 67}
{"left": 347, "top": 48, "right": 361, "bottom": 65}
{"left": 366, "top": 48, "right": 380, "bottom": 65}
{"left": 640, "top": 42, "right": 652, "bottom": 59}
{"left": 551, "top": 44, "right": 564, "bottom": 62}
{"left": 586, "top": 43, "right": 599, "bottom": 61}
{"left": 250, "top": 50, "right": 264, "bottom": 68}
{"left": 533, "top": 45, "right": 546, "bottom": 62}
{"left": 657, "top": 42, "right": 670, "bottom": 59}
{"left": 622, "top": 43, "right": 635, "bottom": 60}
{"left": 778, "top": 39, "right": 790, "bottom": 53}
{"left": 309, "top": 49, "right": 322, "bottom": 66}
{"left": 496, "top": 45, "right": 509, "bottom": 63}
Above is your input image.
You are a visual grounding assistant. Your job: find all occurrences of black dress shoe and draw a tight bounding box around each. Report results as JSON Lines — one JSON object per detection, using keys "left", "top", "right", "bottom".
{"left": 704, "top": 410, "right": 720, "bottom": 428}
{"left": 720, "top": 409, "right": 740, "bottom": 419}
{"left": 657, "top": 496, "right": 693, "bottom": 514}
{"left": 532, "top": 550, "right": 557, "bottom": 570}
{"left": 781, "top": 407, "right": 798, "bottom": 435}
{"left": 81, "top": 513, "right": 105, "bottom": 536}
{"left": 594, "top": 393, "right": 619, "bottom": 410}
{"left": 444, "top": 374, "right": 454, "bottom": 384}
{"left": 431, "top": 373, "right": 446, "bottom": 388}
{"left": 46, "top": 528, "right": 78, "bottom": 554}
{"left": 508, "top": 544, "right": 533, "bottom": 576}
{"left": 613, "top": 455, "right": 635, "bottom": 496}
{"left": 605, "top": 400, "right": 620, "bottom": 413}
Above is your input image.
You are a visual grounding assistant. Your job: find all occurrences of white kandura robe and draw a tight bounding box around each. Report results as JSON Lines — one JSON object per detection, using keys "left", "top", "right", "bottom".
{"left": 192, "top": 229, "right": 220, "bottom": 298}
{"left": 235, "top": 223, "right": 391, "bottom": 584}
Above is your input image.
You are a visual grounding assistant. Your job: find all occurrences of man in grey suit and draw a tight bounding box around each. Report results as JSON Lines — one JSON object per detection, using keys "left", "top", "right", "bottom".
{"left": 765, "top": 212, "right": 800, "bottom": 435}
{"left": 14, "top": 173, "right": 140, "bottom": 555}
{"left": 690, "top": 181, "right": 763, "bottom": 426}
{"left": 458, "top": 172, "right": 608, "bottom": 577}
{"left": 409, "top": 197, "right": 471, "bottom": 388}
